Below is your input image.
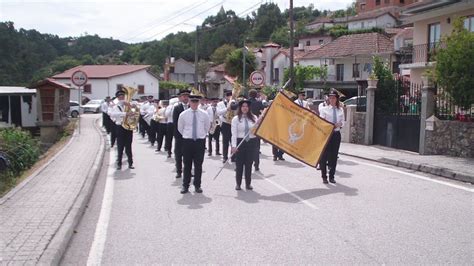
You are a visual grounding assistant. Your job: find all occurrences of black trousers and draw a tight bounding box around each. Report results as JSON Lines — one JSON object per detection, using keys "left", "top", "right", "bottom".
{"left": 220, "top": 122, "right": 232, "bottom": 160}
{"left": 148, "top": 120, "right": 157, "bottom": 145}
{"left": 110, "top": 122, "right": 117, "bottom": 147}
{"left": 272, "top": 145, "right": 284, "bottom": 158}
{"left": 165, "top": 123, "right": 174, "bottom": 155}
{"left": 320, "top": 131, "right": 341, "bottom": 179}
{"left": 235, "top": 138, "right": 258, "bottom": 186}
{"left": 156, "top": 123, "right": 167, "bottom": 150}
{"left": 253, "top": 137, "right": 261, "bottom": 168}
{"left": 102, "top": 112, "right": 111, "bottom": 134}
{"left": 116, "top": 124, "right": 133, "bottom": 166}
{"left": 174, "top": 135, "right": 183, "bottom": 174}
{"left": 208, "top": 125, "right": 221, "bottom": 154}
{"left": 182, "top": 139, "right": 205, "bottom": 188}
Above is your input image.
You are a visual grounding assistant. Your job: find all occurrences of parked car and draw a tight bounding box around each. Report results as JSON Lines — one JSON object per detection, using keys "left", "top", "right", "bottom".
{"left": 344, "top": 96, "right": 366, "bottom": 111}
{"left": 82, "top": 99, "right": 103, "bottom": 113}
{"left": 68, "top": 101, "right": 82, "bottom": 118}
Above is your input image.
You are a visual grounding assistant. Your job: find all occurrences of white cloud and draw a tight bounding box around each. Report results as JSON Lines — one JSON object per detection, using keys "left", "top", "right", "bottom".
{"left": 0, "top": 0, "right": 353, "bottom": 43}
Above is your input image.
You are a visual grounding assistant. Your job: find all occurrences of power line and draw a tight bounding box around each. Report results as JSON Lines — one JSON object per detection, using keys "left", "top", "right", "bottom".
{"left": 121, "top": 0, "right": 209, "bottom": 42}
{"left": 143, "top": 1, "right": 225, "bottom": 42}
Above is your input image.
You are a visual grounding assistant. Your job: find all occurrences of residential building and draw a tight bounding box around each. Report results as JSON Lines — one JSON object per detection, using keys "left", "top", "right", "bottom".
{"left": 53, "top": 65, "right": 160, "bottom": 102}
{"left": 298, "top": 33, "right": 335, "bottom": 49}
{"left": 299, "top": 32, "right": 395, "bottom": 98}
{"left": 204, "top": 63, "right": 235, "bottom": 98}
{"left": 347, "top": 9, "right": 400, "bottom": 30}
{"left": 271, "top": 48, "right": 314, "bottom": 86}
{"left": 356, "top": 0, "right": 417, "bottom": 14}
{"left": 305, "top": 17, "right": 347, "bottom": 31}
{"left": 163, "top": 57, "right": 195, "bottom": 85}
{"left": 399, "top": 0, "right": 474, "bottom": 85}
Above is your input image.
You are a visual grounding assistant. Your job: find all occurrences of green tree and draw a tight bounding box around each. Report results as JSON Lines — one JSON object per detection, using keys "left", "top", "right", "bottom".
{"left": 270, "top": 26, "right": 290, "bottom": 47}
{"left": 224, "top": 48, "right": 256, "bottom": 83}
{"left": 210, "top": 44, "right": 237, "bottom": 64}
{"left": 251, "top": 3, "right": 285, "bottom": 40}
{"left": 283, "top": 65, "right": 328, "bottom": 93}
{"left": 435, "top": 18, "right": 474, "bottom": 110}
{"left": 372, "top": 56, "right": 396, "bottom": 113}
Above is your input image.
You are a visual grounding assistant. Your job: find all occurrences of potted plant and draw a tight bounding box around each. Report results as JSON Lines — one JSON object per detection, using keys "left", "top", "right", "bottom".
{"left": 367, "top": 72, "right": 378, "bottom": 88}
{"left": 421, "top": 69, "right": 435, "bottom": 88}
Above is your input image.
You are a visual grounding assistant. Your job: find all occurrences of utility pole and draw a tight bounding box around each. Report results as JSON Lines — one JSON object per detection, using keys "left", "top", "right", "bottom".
{"left": 242, "top": 39, "right": 246, "bottom": 94}
{"left": 194, "top": 26, "right": 199, "bottom": 91}
{"left": 289, "top": 0, "right": 295, "bottom": 90}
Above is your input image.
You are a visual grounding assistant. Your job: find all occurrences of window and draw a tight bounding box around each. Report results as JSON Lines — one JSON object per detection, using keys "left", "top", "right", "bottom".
{"left": 352, "top": 63, "right": 360, "bottom": 78}
{"left": 274, "top": 68, "right": 279, "bottom": 83}
{"left": 138, "top": 85, "right": 145, "bottom": 94}
{"left": 117, "top": 84, "right": 123, "bottom": 91}
{"left": 83, "top": 84, "right": 91, "bottom": 94}
{"left": 464, "top": 16, "right": 474, "bottom": 32}
{"left": 376, "top": 0, "right": 381, "bottom": 5}
{"left": 336, "top": 64, "right": 344, "bottom": 81}
{"left": 428, "top": 23, "right": 441, "bottom": 45}
{"left": 306, "top": 40, "right": 311, "bottom": 46}
{"left": 360, "top": 4, "right": 365, "bottom": 11}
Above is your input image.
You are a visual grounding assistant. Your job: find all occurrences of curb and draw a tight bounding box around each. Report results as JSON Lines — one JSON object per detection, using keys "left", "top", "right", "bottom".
{"left": 340, "top": 152, "right": 474, "bottom": 184}
{"left": 38, "top": 117, "right": 107, "bottom": 265}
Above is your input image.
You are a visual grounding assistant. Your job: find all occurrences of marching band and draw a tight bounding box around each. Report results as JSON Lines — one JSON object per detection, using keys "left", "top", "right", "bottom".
{"left": 101, "top": 86, "right": 346, "bottom": 193}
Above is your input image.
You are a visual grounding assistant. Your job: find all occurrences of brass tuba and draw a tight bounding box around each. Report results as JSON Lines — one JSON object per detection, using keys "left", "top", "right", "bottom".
{"left": 224, "top": 82, "right": 242, "bottom": 123}
{"left": 121, "top": 86, "right": 140, "bottom": 130}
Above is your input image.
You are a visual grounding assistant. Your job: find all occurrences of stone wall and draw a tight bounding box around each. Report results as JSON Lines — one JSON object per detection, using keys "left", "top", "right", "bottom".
{"left": 425, "top": 121, "right": 474, "bottom": 158}
{"left": 350, "top": 112, "right": 366, "bottom": 144}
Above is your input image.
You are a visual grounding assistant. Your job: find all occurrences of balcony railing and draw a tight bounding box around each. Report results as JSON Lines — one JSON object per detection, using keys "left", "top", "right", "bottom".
{"left": 399, "top": 41, "right": 446, "bottom": 65}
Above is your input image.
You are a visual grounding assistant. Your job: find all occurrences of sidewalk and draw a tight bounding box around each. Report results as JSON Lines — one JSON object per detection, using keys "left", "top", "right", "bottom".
{"left": 0, "top": 114, "right": 105, "bottom": 265}
{"left": 339, "top": 142, "right": 474, "bottom": 184}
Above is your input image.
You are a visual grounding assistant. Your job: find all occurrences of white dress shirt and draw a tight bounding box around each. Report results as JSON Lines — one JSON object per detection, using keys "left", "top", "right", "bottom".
{"left": 319, "top": 105, "right": 345, "bottom": 131}
{"left": 144, "top": 104, "right": 156, "bottom": 125}
{"left": 140, "top": 101, "right": 150, "bottom": 116}
{"left": 294, "top": 99, "right": 308, "bottom": 108}
{"left": 177, "top": 108, "right": 211, "bottom": 139}
{"left": 165, "top": 105, "right": 174, "bottom": 123}
{"left": 101, "top": 102, "right": 109, "bottom": 113}
{"left": 231, "top": 114, "right": 257, "bottom": 147}
{"left": 318, "top": 102, "right": 328, "bottom": 114}
{"left": 216, "top": 99, "right": 236, "bottom": 124}
{"left": 157, "top": 107, "right": 167, "bottom": 124}
{"left": 207, "top": 105, "right": 219, "bottom": 122}
{"left": 110, "top": 103, "right": 127, "bottom": 125}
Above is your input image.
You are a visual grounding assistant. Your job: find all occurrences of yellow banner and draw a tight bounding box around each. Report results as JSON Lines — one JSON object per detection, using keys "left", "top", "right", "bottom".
{"left": 255, "top": 92, "right": 334, "bottom": 167}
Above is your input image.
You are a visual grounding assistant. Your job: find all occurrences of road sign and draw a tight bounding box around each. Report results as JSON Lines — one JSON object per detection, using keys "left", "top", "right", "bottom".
{"left": 71, "top": 70, "right": 88, "bottom": 87}
{"left": 249, "top": 71, "right": 265, "bottom": 87}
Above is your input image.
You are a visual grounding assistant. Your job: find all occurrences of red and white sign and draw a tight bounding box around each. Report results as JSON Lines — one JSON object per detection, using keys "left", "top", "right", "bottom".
{"left": 71, "top": 70, "right": 88, "bottom": 87}
{"left": 249, "top": 71, "right": 265, "bottom": 87}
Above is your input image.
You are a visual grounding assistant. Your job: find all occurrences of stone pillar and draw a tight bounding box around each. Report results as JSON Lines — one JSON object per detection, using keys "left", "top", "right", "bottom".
{"left": 419, "top": 75, "right": 436, "bottom": 155}
{"left": 364, "top": 79, "right": 377, "bottom": 145}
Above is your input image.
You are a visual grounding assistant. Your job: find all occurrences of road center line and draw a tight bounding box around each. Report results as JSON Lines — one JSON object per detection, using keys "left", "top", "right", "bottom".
{"left": 87, "top": 150, "right": 115, "bottom": 265}
{"left": 262, "top": 177, "right": 319, "bottom": 210}
{"left": 343, "top": 157, "right": 473, "bottom": 192}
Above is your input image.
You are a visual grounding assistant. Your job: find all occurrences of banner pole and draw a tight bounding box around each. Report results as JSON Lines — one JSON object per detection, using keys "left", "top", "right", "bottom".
{"left": 212, "top": 130, "right": 252, "bottom": 180}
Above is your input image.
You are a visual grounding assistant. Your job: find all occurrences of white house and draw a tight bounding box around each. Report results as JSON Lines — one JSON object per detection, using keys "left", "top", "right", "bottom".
{"left": 52, "top": 65, "right": 160, "bottom": 102}
{"left": 0, "top": 87, "right": 38, "bottom": 128}
{"left": 163, "top": 58, "right": 195, "bottom": 85}
{"left": 270, "top": 48, "right": 313, "bottom": 86}
{"left": 347, "top": 10, "right": 399, "bottom": 30}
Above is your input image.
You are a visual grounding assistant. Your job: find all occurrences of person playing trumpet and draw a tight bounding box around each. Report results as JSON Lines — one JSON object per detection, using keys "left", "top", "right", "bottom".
{"left": 110, "top": 90, "right": 135, "bottom": 170}
{"left": 206, "top": 98, "right": 221, "bottom": 156}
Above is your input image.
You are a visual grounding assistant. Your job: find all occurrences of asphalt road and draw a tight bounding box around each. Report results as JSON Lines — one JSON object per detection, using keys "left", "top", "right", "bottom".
{"left": 61, "top": 130, "right": 473, "bottom": 265}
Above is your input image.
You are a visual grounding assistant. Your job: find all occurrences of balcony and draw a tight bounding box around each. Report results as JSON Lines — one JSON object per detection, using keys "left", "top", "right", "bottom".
{"left": 399, "top": 42, "right": 446, "bottom": 69}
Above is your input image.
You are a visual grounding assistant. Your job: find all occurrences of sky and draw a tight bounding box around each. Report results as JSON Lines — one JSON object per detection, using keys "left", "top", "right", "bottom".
{"left": 0, "top": 0, "right": 353, "bottom": 44}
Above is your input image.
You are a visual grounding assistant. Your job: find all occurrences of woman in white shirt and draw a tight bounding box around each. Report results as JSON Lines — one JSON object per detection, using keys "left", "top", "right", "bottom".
{"left": 319, "top": 89, "right": 345, "bottom": 184}
{"left": 231, "top": 100, "right": 258, "bottom": 191}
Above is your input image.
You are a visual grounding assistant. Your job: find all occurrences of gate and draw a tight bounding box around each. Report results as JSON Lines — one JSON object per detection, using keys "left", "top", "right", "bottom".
{"left": 373, "top": 76, "right": 421, "bottom": 152}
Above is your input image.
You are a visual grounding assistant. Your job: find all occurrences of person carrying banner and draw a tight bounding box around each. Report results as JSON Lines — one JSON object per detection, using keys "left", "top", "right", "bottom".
{"left": 231, "top": 99, "right": 258, "bottom": 191}
{"left": 319, "top": 89, "right": 345, "bottom": 184}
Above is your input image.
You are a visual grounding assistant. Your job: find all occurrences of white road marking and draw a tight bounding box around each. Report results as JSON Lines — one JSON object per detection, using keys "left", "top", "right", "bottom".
{"left": 343, "top": 157, "right": 474, "bottom": 193}
{"left": 87, "top": 150, "right": 115, "bottom": 265}
{"left": 262, "top": 177, "right": 319, "bottom": 210}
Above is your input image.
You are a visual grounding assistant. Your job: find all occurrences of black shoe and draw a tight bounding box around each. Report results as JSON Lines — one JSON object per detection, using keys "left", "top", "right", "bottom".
{"left": 180, "top": 188, "right": 189, "bottom": 194}
{"left": 155, "top": 149, "right": 160, "bottom": 152}
{"left": 329, "top": 178, "right": 336, "bottom": 183}
{"left": 255, "top": 167, "right": 260, "bottom": 172}
{"left": 216, "top": 152, "right": 222, "bottom": 156}
{"left": 176, "top": 173, "right": 182, "bottom": 178}
{"left": 223, "top": 159, "right": 227, "bottom": 164}
{"left": 195, "top": 187, "right": 203, "bottom": 193}
{"left": 167, "top": 154, "right": 171, "bottom": 158}
{"left": 235, "top": 185, "right": 241, "bottom": 191}
{"left": 278, "top": 157, "right": 285, "bottom": 161}
{"left": 246, "top": 185, "right": 253, "bottom": 190}
{"left": 111, "top": 144, "right": 114, "bottom": 148}
{"left": 273, "top": 156, "right": 278, "bottom": 161}
{"left": 116, "top": 164, "right": 122, "bottom": 170}
{"left": 128, "top": 165, "right": 135, "bottom": 169}
{"left": 208, "top": 153, "right": 212, "bottom": 156}
{"left": 322, "top": 176, "right": 328, "bottom": 184}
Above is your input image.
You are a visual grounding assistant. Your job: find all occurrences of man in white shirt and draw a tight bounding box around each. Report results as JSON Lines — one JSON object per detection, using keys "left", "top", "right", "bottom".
{"left": 318, "top": 95, "right": 330, "bottom": 115}
{"left": 173, "top": 90, "right": 191, "bottom": 178}
{"left": 164, "top": 97, "right": 176, "bottom": 158}
{"left": 155, "top": 100, "right": 169, "bottom": 152}
{"left": 294, "top": 91, "right": 309, "bottom": 109}
{"left": 177, "top": 95, "right": 211, "bottom": 194}
{"left": 206, "top": 98, "right": 221, "bottom": 156}
{"left": 110, "top": 90, "right": 135, "bottom": 170}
